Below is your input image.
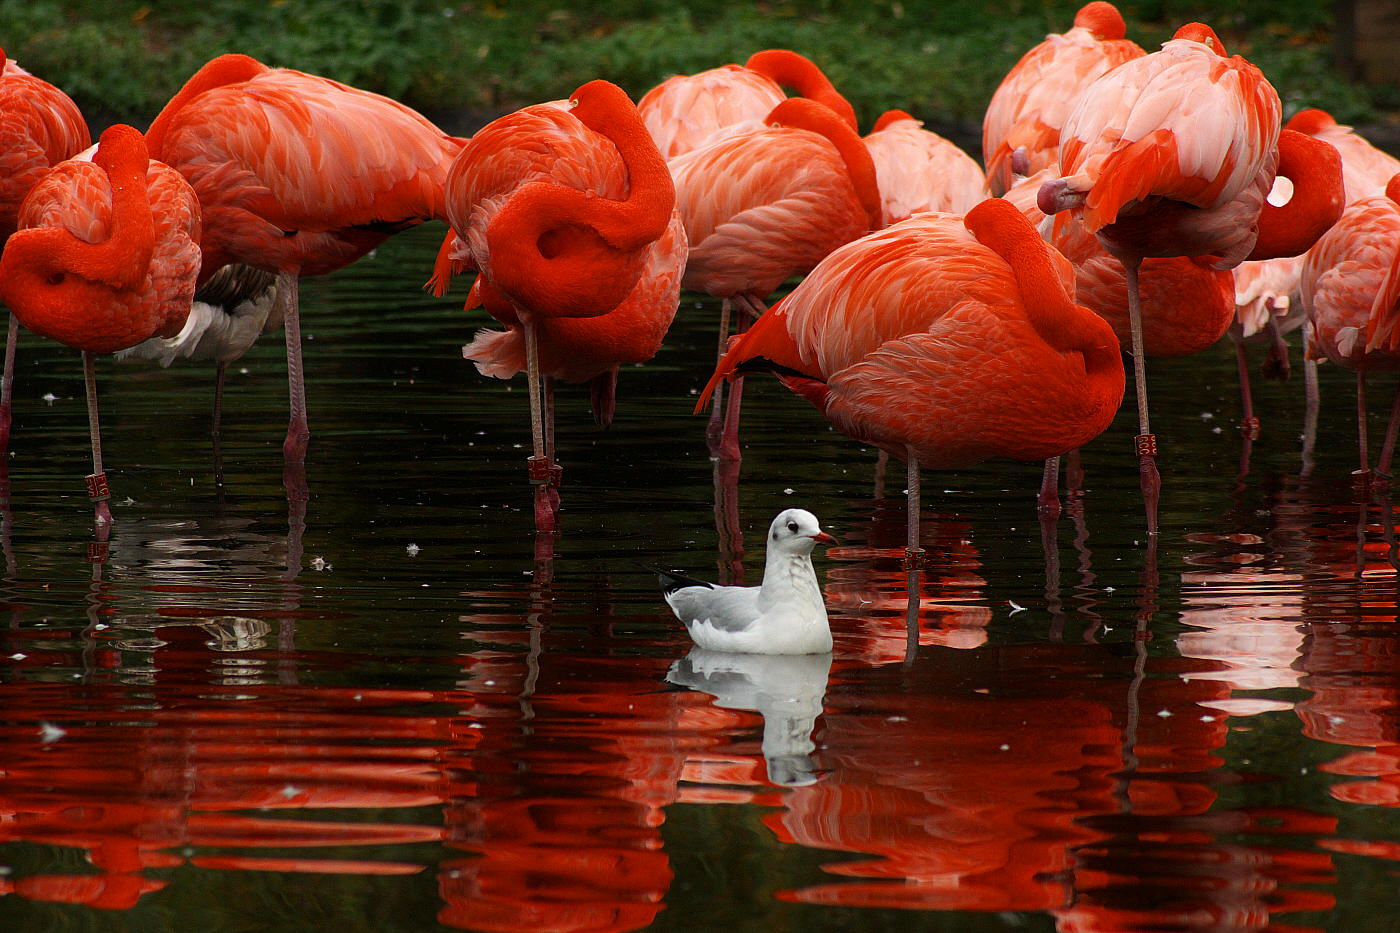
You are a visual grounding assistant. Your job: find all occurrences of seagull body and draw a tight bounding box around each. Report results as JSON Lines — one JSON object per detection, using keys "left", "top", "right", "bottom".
{"left": 659, "top": 509, "right": 834, "bottom": 654}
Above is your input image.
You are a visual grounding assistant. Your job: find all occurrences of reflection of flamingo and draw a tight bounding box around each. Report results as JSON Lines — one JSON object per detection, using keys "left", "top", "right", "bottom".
{"left": 863, "top": 110, "right": 986, "bottom": 223}
{"left": 144, "top": 53, "right": 465, "bottom": 464}
{"left": 0, "top": 125, "right": 201, "bottom": 525}
{"left": 0, "top": 49, "right": 91, "bottom": 456}
{"left": 981, "top": 1, "right": 1143, "bottom": 195}
{"left": 1038, "top": 23, "right": 1345, "bottom": 534}
{"left": 669, "top": 96, "right": 883, "bottom": 460}
{"left": 1301, "top": 175, "right": 1400, "bottom": 482}
{"left": 430, "top": 81, "right": 680, "bottom": 534}
{"left": 699, "top": 199, "right": 1124, "bottom": 558}
{"left": 638, "top": 48, "right": 856, "bottom": 160}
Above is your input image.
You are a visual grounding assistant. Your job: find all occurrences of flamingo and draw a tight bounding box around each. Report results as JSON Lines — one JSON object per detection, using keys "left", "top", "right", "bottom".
{"left": 669, "top": 96, "right": 883, "bottom": 460}
{"left": 1300, "top": 175, "right": 1400, "bottom": 482}
{"left": 0, "top": 124, "right": 201, "bottom": 525}
{"left": 1037, "top": 23, "right": 1345, "bottom": 534}
{"left": 1229, "top": 256, "right": 1307, "bottom": 438}
{"left": 0, "top": 49, "right": 92, "bottom": 455}
{"left": 1286, "top": 108, "right": 1400, "bottom": 203}
{"left": 143, "top": 53, "right": 466, "bottom": 464}
{"left": 981, "top": 1, "right": 1144, "bottom": 196}
{"left": 428, "top": 80, "right": 680, "bottom": 533}
{"left": 637, "top": 48, "right": 857, "bottom": 160}
{"left": 697, "top": 198, "right": 1125, "bottom": 559}
{"left": 863, "top": 110, "right": 987, "bottom": 223}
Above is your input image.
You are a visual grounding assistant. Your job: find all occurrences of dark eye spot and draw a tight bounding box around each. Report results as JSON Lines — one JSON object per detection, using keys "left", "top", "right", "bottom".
{"left": 786, "top": 521, "right": 798, "bottom": 533}
{"left": 46, "top": 272, "right": 65, "bottom": 286}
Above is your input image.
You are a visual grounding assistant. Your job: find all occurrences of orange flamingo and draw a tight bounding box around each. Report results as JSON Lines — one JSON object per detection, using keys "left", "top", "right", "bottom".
{"left": 0, "top": 125, "right": 201, "bottom": 525}
{"left": 698, "top": 198, "right": 1125, "bottom": 558}
{"left": 143, "top": 53, "right": 466, "bottom": 463}
{"left": 669, "top": 96, "right": 883, "bottom": 459}
{"left": 1229, "top": 256, "right": 1307, "bottom": 437}
{"left": 1301, "top": 175, "right": 1400, "bottom": 482}
{"left": 429, "top": 81, "right": 681, "bottom": 533}
{"left": 1286, "top": 108, "right": 1400, "bottom": 203}
{"left": 863, "top": 109, "right": 987, "bottom": 223}
{"left": 981, "top": 1, "right": 1144, "bottom": 196}
{"left": 637, "top": 48, "right": 857, "bottom": 160}
{"left": 0, "top": 48, "right": 91, "bottom": 455}
{"left": 1037, "top": 23, "right": 1345, "bottom": 533}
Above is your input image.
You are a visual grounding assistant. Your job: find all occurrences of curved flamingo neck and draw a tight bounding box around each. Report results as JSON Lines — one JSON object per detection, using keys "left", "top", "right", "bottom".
{"left": 487, "top": 80, "right": 675, "bottom": 318}
{"left": 1074, "top": 1, "right": 1127, "bottom": 40}
{"left": 1247, "top": 129, "right": 1344, "bottom": 261}
{"left": 963, "top": 198, "right": 1111, "bottom": 354}
{"left": 872, "top": 110, "right": 916, "bottom": 133}
{"left": 73, "top": 125, "right": 156, "bottom": 289}
{"left": 1174, "top": 22, "right": 1226, "bottom": 55}
{"left": 1285, "top": 108, "right": 1336, "bottom": 136}
{"left": 745, "top": 49, "right": 858, "bottom": 132}
{"left": 768, "top": 97, "right": 883, "bottom": 230}
{"left": 146, "top": 53, "right": 267, "bottom": 154}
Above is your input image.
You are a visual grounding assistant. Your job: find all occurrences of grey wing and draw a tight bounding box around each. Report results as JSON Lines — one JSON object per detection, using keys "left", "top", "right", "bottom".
{"left": 664, "top": 584, "right": 762, "bottom": 633}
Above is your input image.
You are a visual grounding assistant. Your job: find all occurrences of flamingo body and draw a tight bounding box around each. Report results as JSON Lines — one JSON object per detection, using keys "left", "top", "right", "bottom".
{"left": 1303, "top": 185, "right": 1400, "bottom": 370}
{"left": 1287, "top": 109, "right": 1400, "bottom": 204}
{"left": 981, "top": 2, "right": 1144, "bottom": 195}
{"left": 864, "top": 111, "right": 987, "bottom": 223}
{"left": 701, "top": 203, "right": 1124, "bottom": 468}
{"left": 0, "top": 50, "right": 91, "bottom": 240}
{"left": 1233, "top": 256, "right": 1303, "bottom": 342}
{"left": 0, "top": 132, "right": 201, "bottom": 354}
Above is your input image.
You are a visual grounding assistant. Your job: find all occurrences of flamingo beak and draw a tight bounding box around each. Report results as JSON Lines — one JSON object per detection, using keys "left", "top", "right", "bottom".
{"left": 812, "top": 531, "right": 838, "bottom": 546}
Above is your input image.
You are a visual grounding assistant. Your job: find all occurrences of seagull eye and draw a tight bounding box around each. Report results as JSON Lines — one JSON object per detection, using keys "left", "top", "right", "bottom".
{"left": 786, "top": 521, "right": 799, "bottom": 533}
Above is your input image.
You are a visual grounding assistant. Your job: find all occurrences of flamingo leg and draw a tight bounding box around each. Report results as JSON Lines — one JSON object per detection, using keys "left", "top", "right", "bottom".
{"left": 1356, "top": 372, "right": 1371, "bottom": 484}
{"left": 873, "top": 449, "right": 888, "bottom": 499}
{"left": 715, "top": 293, "right": 770, "bottom": 462}
{"left": 212, "top": 360, "right": 227, "bottom": 438}
{"left": 706, "top": 298, "right": 731, "bottom": 451}
{"left": 1037, "top": 456, "right": 1061, "bottom": 518}
{"left": 905, "top": 450, "right": 924, "bottom": 566}
{"left": 1263, "top": 309, "right": 1291, "bottom": 380}
{"left": 1376, "top": 375, "right": 1400, "bottom": 479}
{"left": 1065, "top": 448, "right": 1085, "bottom": 502}
{"left": 524, "top": 319, "right": 557, "bottom": 533}
{"left": 82, "top": 352, "right": 113, "bottom": 526}
{"left": 0, "top": 314, "right": 17, "bottom": 457}
{"left": 278, "top": 271, "right": 310, "bottom": 463}
{"left": 1301, "top": 346, "right": 1319, "bottom": 477}
{"left": 1122, "top": 257, "right": 1161, "bottom": 536}
{"left": 1229, "top": 320, "right": 1259, "bottom": 439}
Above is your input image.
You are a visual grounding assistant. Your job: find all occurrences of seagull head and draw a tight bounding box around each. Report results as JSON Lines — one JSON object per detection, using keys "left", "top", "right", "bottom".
{"left": 768, "top": 508, "right": 837, "bottom": 555}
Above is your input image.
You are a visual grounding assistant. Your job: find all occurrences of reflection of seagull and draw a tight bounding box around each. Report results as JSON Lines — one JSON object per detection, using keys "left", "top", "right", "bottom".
{"left": 657, "top": 509, "right": 835, "bottom": 654}
{"left": 668, "top": 647, "right": 831, "bottom": 786}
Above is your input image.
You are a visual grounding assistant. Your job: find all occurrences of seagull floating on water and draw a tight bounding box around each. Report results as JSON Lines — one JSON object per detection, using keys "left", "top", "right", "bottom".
{"left": 657, "top": 509, "right": 835, "bottom": 654}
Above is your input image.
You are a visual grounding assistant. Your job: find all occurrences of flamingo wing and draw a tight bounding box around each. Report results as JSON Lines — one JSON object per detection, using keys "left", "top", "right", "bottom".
{"left": 0, "top": 69, "right": 91, "bottom": 235}
{"left": 638, "top": 65, "right": 784, "bottom": 160}
{"left": 864, "top": 118, "right": 988, "bottom": 222}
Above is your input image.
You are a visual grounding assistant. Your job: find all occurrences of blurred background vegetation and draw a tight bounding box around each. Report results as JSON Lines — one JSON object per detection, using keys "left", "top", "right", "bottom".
{"left": 3, "top": 0, "right": 1395, "bottom": 145}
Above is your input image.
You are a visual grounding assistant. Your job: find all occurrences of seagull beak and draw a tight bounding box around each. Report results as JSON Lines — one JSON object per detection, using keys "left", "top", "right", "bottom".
{"left": 811, "top": 531, "right": 838, "bottom": 546}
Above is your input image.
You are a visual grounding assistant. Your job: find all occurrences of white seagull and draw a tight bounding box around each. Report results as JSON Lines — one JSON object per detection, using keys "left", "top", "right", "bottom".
{"left": 657, "top": 509, "right": 835, "bottom": 654}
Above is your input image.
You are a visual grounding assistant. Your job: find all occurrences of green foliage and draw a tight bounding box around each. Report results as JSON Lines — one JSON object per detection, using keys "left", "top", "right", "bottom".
{"left": 0, "top": 0, "right": 1384, "bottom": 129}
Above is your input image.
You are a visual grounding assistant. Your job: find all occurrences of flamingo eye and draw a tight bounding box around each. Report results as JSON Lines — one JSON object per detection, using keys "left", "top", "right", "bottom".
{"left": 46, "top": 272, "right": 65, "bottom": 286}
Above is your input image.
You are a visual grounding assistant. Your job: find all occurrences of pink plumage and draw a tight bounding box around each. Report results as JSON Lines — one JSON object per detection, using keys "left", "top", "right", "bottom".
{"left": 0, "top": 49, "right": 91, "bottom": 240}
{"left": 1286, "top": 108, "right": 1400, "bottom": 204}
{"left": 864, "top": 111, "right": 987, "bottom": 223}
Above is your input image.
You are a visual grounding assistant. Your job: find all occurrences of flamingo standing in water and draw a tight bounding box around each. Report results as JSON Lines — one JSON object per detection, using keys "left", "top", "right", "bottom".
{"left": 698, "top": 198, "right": 1125, "bottom": 559}
{"left": 637, "top": 48, "right": 857, "bottom": 160}
{"left": 981, "top": 1, "right": 1144, "bottom": 195}
{"left": 863, "top": 110, "right": 987, "bottom": 223}
{"left": 430, "top": 80, "right": 681, "bottom": 533}
{"left": 143, "top": 53, "right": 466, "bottom": 464}
{"left": 0, "top": 125, "right": 201, "bottom": 524}
{"left": 1037, "top": 23, "right": 1344, "bottom": 534}
{"left": 1301, "top": 176, "right": 1400, "bottom": 482}
{"left": 0, "top": 49, "right": 92, "bottom": 455}
{"left": 669, "top": 97, "right": 883, "bottom": 460}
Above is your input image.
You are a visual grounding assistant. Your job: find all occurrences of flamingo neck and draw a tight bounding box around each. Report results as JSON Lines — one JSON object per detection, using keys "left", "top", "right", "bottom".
{"left": 768, "top": 97, "right": 883, "bottom": 230}
{"left": 872, "top": 110, "right": 916, "bottom": 133}
{"left": 1285, "top": 108, "right": 1337, "bottom": 137}
{"left": 486, "top": 80, "right": 675, "bottom": 318}
{"left": 1073, "top": 1, "right": 1127, "bottom": 40}
{"left": 1173, "top": 22, "right": 1227, "bottom": 55}
{"left": 146, "top": 53, "right": 267, "bottom": 154}
{"left": 1388, "top": 175, "right": 1400, "bottom": 204}
{"left": 963, "top": 198, "right": 1116, "bottom": 356}
{"left": 745, "top": 49, "right": 858, "bottom": 132}
{"left": 1248, "top": 129, "right": 1344, "bottom": 261}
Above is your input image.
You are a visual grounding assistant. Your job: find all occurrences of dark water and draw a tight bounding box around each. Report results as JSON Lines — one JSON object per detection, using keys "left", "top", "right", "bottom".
{"left": 0, "top": 224, "right": 1397, "bottom": 932}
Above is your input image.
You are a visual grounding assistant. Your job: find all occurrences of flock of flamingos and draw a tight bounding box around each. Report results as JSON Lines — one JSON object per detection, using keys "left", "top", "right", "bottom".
{"left": 1, "top": 2, "right": 1398, "bottom": 564}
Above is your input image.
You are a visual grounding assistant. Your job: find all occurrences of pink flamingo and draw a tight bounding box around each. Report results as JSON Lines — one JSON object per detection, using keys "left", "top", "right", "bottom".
{"left": 1286, "top": 108, "right": 1400, "bottom": 203}
{"left": 143, "top": 53, "right": 465, "bottom": 464}
{"left": 981, "top": 2, "right": 1144, "bottom": 195}
{"left": 1037, "top": 23, "right": 1345, "bottom": 533}
{"left": 864, "top": 110, "right": 987, "bottom": 223}
{"left": 0, "top": 125, "right": 201, "bottom": 524}
{"left": 429, "top": 81, "right": 680, "bottom": 533}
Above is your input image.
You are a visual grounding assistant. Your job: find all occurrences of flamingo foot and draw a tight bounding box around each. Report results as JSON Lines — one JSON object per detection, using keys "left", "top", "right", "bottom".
{"left": 528, "top": 455, "right": 561, "bottom": 533}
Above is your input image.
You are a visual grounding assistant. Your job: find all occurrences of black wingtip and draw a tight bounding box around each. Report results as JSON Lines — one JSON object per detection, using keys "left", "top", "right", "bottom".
{"left": 640, "top": 562, "right": 715, "bottom": 596}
